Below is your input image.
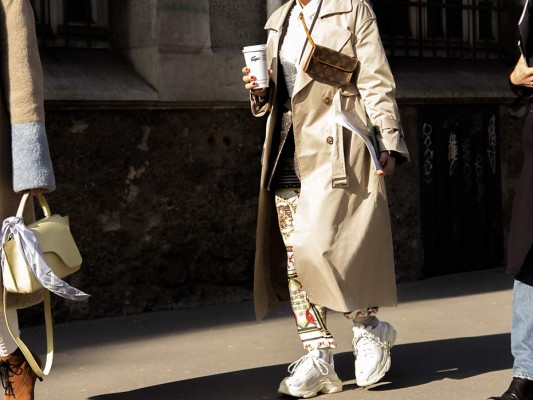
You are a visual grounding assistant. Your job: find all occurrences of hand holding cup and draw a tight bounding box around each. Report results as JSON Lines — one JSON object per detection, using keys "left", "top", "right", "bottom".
{"left": 242, "top": 44, "right": 271, "bottom": 98}
{"left": 242, "top": 67, "right": 271, "bottom": 98}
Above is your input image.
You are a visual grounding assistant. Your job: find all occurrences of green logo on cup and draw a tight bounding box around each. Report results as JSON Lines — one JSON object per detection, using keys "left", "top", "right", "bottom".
{"left": 251, "top": 56, "right": 262, "bottom": 62}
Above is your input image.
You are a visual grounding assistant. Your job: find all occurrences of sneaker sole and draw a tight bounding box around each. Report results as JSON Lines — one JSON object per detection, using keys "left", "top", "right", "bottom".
{"left": 278, "top": 375, "right": 343, "bottom": 398}
{"left": 356, "top": 323, "right": 397, "bottom": 387}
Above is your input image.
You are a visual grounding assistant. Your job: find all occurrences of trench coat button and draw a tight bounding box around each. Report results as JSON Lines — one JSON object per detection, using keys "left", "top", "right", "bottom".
{"left": 323, "top": 97, "right": 332, "bottom": 106}
{"left": 326, "top": 136, "right": 334, "bottom": 145}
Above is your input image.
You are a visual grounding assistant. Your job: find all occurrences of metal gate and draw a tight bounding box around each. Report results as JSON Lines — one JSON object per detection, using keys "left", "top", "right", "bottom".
{"left": 419, "top": 105, "right": 503, "bottom": 276}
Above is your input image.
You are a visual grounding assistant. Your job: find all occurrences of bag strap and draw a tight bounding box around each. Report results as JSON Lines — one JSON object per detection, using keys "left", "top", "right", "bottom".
{"left": 16, "top": 193, "right": 51, "bottom": 219}
{"left": 297, "top": 0, "right": 323, "bottom": 62}
{"left": 298, "top": 13, "right": 315, "bottom": 47}
{"left": 3, "top": 288, "right": 54, "bottom": 378}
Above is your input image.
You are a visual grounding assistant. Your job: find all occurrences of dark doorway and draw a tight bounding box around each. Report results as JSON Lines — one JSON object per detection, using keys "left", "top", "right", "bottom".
{"left": 419, "top": 105, "right": 503, "bottom": 276}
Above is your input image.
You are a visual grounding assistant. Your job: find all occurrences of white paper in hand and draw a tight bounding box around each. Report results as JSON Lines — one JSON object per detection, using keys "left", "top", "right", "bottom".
{"left": 332, "top": 93, "right": 382, "bottom": 172}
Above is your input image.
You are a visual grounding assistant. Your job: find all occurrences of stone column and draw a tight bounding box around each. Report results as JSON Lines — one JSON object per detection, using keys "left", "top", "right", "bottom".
{"left": 267, "top": 0, "right": 285, "bottom": 19}
{"left": 115, "top": 0, "right": 269, "bottom": 104}
{"left": 157, "top": 0, "right": 212, "bottom": 55}
{"left": 156, "top": 0, "right": 216, "bottom": 102}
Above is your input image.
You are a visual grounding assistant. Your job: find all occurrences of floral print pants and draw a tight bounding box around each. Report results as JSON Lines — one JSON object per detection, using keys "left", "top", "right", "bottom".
{"left": 274, "top": 188, "right": 378, "bottom": 351}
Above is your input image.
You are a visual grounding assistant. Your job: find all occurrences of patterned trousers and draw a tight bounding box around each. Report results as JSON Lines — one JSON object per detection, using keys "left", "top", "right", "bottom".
{"left": 274, "top": 188, "right": 378, "bottom": 351}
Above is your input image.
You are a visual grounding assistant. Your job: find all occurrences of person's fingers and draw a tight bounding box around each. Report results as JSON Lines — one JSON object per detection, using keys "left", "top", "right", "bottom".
{"left": 243, "top": 71, "right": 259, "bottom": 90}
{"left": 242, "top": 74, "right": 257, "bottom": 83}
{"left": 518, "top": 55, "right": 528, "bottom": 69}
{"left": 379, "top": 151, "right": 389, "bottom": 166}
{"left": 243, "top": 66, "right": 271, "bottom": 93}
{"left": 377, "top": 152, "right": 396, "bottom": 176}
{"left": 245, "top": 81, "right": 260, "bottom": 91}
{"left": 383, "top": 164, "right": 395, "bottom": 176}
{"left": 512, "top": 56, "right": 533, "bottom": 86}
{"left": 384, "top": 158, "right": 396, "bottom": 176}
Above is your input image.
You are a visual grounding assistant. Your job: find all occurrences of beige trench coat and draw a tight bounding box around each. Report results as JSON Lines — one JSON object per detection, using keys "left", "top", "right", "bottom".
{"left": 252, "top": 0, "right": 409, "bottom": 321}
{"left": 0, "top": 0, "right": 56, "bottom": 309}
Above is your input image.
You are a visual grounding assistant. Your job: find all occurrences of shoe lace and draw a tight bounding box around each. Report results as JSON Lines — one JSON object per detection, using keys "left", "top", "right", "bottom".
{"left": 352, "top": 329, "right": 390, "bottom": 357}
{"left": 0, "top": 360, "right": 16, "bottom": 397}
{"left": 287, "top": 353, "right": 330, "bottom": 377}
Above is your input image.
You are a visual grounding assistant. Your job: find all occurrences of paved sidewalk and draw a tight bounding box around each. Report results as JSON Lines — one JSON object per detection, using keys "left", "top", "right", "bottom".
{"left": 26, "top": 268, "right": 514, "bottom": 400}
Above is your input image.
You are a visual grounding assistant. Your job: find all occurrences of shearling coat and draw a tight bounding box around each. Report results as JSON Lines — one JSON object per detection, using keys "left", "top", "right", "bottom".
{"left": 252, "top": 0, "right": 409, "bottom": 320}
{"left": 0, "top": 0, "right": 56, "bottom": 309}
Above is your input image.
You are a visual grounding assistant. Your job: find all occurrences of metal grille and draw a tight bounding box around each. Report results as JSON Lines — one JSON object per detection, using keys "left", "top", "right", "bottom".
{"left": 30, "top": 0, "right": 113, "bottom": 49}
{"left": 373, "top": 0, "right": 510, "bottom": 59}
{"left": 419, "top": 105, "right": 503, "bottom": 275}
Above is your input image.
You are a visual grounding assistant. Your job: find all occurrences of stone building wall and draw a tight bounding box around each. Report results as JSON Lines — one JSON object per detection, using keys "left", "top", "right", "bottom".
{"left": 22, "top": 107, "right": 266, "bottom": 324}
{"left": 24, "top": 101, "right": 522, "bottom": 324}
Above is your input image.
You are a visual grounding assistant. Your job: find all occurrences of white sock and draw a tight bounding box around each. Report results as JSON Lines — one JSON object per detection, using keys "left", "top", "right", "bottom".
{"left": 353, "top": 316, "right": 379, "bottom": 329}
{"left": 316, "top": 348, "right": 332, "bottom": 363}
{"left": 0, "top": 309, "right": 19, "bottom": 356}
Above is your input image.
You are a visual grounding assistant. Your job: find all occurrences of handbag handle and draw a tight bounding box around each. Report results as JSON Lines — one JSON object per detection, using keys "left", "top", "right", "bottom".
{"left": 16, "top": 193, "right": 51, "bottom": 219}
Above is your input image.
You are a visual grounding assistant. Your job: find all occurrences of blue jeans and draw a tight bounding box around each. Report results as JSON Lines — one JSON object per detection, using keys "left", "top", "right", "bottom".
{"left": 512, "top": 279, "right": 533, "bottom": 380}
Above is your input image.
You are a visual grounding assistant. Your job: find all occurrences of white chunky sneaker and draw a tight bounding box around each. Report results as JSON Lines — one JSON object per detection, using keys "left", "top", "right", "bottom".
{"left": 278, "top": 349, "right": 343, "bottom": 398}
{"left": 352, "top": 321, "right": 397, "bottom": 387}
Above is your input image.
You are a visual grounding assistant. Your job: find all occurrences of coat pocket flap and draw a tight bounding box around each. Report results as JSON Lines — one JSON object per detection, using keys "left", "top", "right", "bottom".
{"left": 312, "top": 19, "right": 352, "bottom": 53}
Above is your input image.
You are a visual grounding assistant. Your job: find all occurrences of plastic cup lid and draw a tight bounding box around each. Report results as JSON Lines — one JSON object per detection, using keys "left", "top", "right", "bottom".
{"left": 243, "top": 44, "right": 267, "bottom": 53}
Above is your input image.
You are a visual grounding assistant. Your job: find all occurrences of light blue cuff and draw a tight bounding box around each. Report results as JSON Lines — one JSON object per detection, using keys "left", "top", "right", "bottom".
{"left": 12, "top": 123, "right": 56, "bottom": 193}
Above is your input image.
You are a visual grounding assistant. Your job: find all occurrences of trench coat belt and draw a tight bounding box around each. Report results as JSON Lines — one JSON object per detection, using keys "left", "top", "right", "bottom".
{"left": 331, "top": 90, "right": 348, "bottom": 188}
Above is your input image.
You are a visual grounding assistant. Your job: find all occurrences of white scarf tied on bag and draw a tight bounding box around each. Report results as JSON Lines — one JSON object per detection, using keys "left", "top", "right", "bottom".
{"left": 1, "top": 217, "right": 89, "bottom": 301}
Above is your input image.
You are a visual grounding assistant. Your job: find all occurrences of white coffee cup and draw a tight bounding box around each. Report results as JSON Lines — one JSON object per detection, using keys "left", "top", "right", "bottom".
{"left": 243, "top": 44, "right": 269, "bottom": 89}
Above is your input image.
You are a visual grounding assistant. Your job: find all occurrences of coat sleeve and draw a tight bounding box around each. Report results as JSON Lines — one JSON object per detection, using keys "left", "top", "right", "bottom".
{"left": 250, "top": 91, "right": 272, "bottom": 117}
{"left": 353, "top": 1, "right": 409, "bottom": 162}
{"left": 0, "top": 0, "right": 55, "bottom": 193}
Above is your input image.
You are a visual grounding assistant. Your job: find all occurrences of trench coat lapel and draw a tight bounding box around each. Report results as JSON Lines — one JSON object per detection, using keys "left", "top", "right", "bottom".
{"left": 320, "top": 0, "right": 353, "bottom": 18}
{"left": 265, "top": 0, "right": 294, "bottom": 32}
{"left": 292, "top": 0, "right": 354, "bottom": 101}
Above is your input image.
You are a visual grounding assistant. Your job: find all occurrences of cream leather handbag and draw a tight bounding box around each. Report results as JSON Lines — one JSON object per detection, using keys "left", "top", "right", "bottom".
{"left": 1, "top": 194, "right": 89, "bottom": 378}
{"left": 2, "top": 194, "right": 82, "bottom": 294}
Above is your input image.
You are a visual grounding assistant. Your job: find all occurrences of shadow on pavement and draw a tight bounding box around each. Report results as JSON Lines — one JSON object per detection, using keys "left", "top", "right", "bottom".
{"left": 28, "top": 269, "right": 514, "bottom": 353}
{"left": 88, "top": 333, "right": 512, "bottom": 400}
{"left": 364, "top": 333, "right": 512, "bottom": 391}
{"left": 395, "top": 269, "right": 513, "bottom": 303}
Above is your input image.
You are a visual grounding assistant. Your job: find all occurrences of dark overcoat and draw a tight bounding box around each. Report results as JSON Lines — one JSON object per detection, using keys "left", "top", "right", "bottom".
{"left": 508, "top": 102, "right": 533, "bottom": 275}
